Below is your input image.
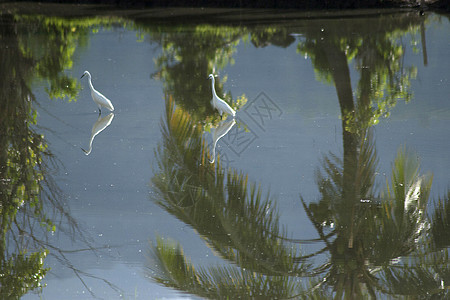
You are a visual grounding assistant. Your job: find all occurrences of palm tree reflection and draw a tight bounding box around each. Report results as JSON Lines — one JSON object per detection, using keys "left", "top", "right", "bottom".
{"left": 147, "top": 12, "right": 450, "bottom": 296}
{"left": 291, "top": 11, "right": 447, "bottom": 298}
{"left": 150, "top": 96, "right": 312, "bottom": 298}
{"left": 303, "top": 132, "right": 441, "bottom": 298}
{"left": 149, "top": 97, "right": 449, "bottom": 298}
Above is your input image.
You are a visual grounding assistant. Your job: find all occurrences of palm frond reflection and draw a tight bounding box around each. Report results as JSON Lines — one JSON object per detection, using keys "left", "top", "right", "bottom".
{"left": 146, "top": 12, "right": 450, "bottom": 299}
{"left": 149, "top": 91, "right": 450, "bottom": 298}
{"left": 148, "top": 237, "right": 312, "bottom": 299}
{"left": 149, "top": 95, "right": 311, "bottom": 297}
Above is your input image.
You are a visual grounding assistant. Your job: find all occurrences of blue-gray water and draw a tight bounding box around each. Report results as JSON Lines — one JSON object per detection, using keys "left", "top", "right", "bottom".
{"left": 1, "top": 7, "right": 449, "bottom": 299}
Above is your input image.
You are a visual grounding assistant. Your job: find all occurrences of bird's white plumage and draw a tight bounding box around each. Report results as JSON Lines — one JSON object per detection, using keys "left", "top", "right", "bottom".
{"left": 81, "top": 71, "right": 114, "bottom": 113}
{"left": 81, "top": 113, "right": 115, "bottom": 155}
{"left": 208, "top": 74, "right": 235, "bottom": 118}
{"left": 209, "top": 118, "right": 236, "bottom": 163}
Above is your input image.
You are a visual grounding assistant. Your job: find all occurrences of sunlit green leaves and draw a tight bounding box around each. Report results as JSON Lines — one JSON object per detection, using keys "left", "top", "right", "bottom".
{"left": 297, "top": 15, "right": 422, "bottom": 133}
{"left": 0, "top": 13, "right": 83, "bottom": 296}
{"left": 12, "top": 14, "right": 129, "bottom": 102}
{"left": 0, "top": 250, "right": 49, "bottom": 298}
{"left": 147, "top": 24, "right": 248, "bottom": 121}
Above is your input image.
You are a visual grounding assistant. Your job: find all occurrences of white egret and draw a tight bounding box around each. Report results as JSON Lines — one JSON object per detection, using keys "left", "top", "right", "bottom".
{"left": 81, "top": 71, "right": 114, "bottom": 114}
{"left": 208, "top": 74, "right": 235, "bottom": 118}
{"left": 209, "top": 118, "right": 236, "bottom": 163}
{"left": 81, "top": 113, "right": 115, "bottom": 155}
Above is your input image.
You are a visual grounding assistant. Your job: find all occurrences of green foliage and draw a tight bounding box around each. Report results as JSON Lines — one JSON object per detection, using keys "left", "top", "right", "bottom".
{"left": 0, "top": 12, "right": 102, "bottom": 296}
{"left": 0, "top": 250, "right": 49, "bottom": 299}
{"left": 151, "top": 96, "right": 308, "bottom": 285}
{"left": 431, "top": 192, "right": 450, "bottom": 249}
{"left": 144, "top": 13, "right": 450, "bottom": 299}
{"left": 305, "top": 128, "right": 439, "bottom": 298}
{"left": 13, "top": 14, "right": 129, "bottom": 102}
{"left": 147, "top": 24, "right": 250, "bottom": 121}
{"left": 148, "top": 236, "right": 308, "bottom": 299}
{"left": 379, "top": 245, "right": 450, "bottom": 299}
{"left": 3, "top": 8, "right": 443, "bottom": 299}
{"left": 297, "top": 14, "right": 422, "bottom": 133}
{"left": 150, "top": 108, "right": 448, "bottom": 298}
{"left": 251, "top": 26, "right": 295, "bottom": 48}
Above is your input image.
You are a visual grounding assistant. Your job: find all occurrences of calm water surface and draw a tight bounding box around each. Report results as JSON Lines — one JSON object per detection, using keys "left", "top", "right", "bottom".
{"left": 1, "top": 6, "right": 450, "bottom": 299}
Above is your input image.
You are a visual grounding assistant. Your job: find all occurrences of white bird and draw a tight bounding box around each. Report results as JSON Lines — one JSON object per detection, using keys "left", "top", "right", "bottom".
{"left": 81, "top": 71, "right": 114, "bottom": 114}
{"left": 208, "top": 74, "right": 235, "bottom": 118}
{"left": 81, "top": 113, "right": 115, "bottom": 155}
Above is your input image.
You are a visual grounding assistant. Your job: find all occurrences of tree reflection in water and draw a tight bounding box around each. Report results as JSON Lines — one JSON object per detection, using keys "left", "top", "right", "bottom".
{"left": 148, "top": 12, "right": 450, "bottom": 299}
{"left": 3, "top": 6, "right": 448, "bottom": 298}
{"left": 150, "top": 96, "right": 312, "bottom": 298}
{"left": 0, "top": 13, "right": 122, "bottom": 298}
{"left": 145, "top": 22, "right": 248, "bottom": 123}
{"left": 149, "top": 95, "right": 449, "bottom": 299}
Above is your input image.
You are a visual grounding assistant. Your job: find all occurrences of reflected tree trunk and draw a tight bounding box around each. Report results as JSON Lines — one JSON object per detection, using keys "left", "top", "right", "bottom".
{"left": 323, "top": 42, "right": 357, "bottom": 184}
{"left": 323, "top": 42, "right": 358, "bottom": 249}
{"left": 420, "top": 20, "right": 428, "bottom": 66}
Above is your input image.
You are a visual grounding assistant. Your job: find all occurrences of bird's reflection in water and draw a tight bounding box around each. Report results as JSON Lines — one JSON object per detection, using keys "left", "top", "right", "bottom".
{"left": 209, "top": 118, "right": 236, "bottom": 163}
{"left": 81, "top": 113, "right": 114, "bottom": 155}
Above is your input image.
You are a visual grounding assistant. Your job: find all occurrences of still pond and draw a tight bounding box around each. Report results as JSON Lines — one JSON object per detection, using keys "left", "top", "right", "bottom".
{"left": 1, "top": 5, "right": 450, "bottom": 299}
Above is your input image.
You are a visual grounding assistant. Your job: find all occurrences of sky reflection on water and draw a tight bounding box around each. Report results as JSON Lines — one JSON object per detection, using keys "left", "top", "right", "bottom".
{"left": 0, "top": 6, "right": 449, "bottom": 299}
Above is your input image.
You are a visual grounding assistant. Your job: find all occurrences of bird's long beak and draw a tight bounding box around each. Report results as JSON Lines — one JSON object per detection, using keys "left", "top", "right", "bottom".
{"left": 80, "top": 74, "right": 86, "bottom": 79}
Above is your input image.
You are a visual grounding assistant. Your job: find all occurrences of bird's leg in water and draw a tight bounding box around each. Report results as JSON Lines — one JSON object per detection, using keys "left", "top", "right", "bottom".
{"left": 98, "top": 107, "right": 102, "bottom": 115}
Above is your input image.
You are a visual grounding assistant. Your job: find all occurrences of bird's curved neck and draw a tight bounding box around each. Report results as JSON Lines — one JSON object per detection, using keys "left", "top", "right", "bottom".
{"left": 87, "top": 74, "right": 95, "bottom": 91}
{"left": 211, "top": 77, "right": 219, "bottom": 98}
